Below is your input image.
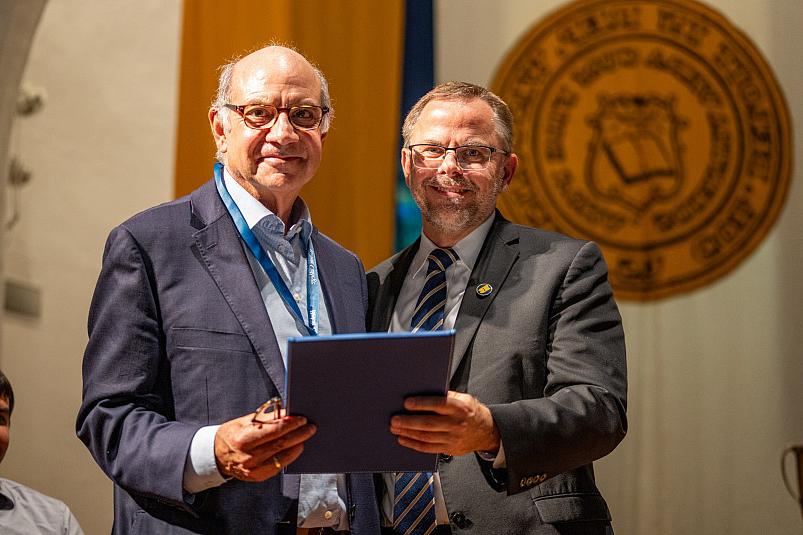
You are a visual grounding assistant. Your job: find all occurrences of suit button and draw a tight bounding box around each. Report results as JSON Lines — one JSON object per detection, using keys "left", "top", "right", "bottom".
{"left": 449, "top": 511, "right": 471, "bottom": 529}
{"left": 439, "top": 453, "right": 453, "bottom": 463}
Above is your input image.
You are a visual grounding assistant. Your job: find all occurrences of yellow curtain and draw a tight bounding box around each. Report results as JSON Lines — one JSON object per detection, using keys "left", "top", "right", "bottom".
{"left": 175, "top": 0, "right": 404, "bottom": 268}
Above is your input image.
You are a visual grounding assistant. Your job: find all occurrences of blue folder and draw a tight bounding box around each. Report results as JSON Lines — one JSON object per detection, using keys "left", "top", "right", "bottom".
{"left": 284, "top": 330, "right": 454, "bottom": 473}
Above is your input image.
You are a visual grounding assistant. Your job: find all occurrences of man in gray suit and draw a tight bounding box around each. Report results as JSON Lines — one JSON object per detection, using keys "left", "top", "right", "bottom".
{"left": 367, "top": 82, "right": 627, "bottom": 535}
{"left": 77, "top": 45, "right": 379, "bottom": 534}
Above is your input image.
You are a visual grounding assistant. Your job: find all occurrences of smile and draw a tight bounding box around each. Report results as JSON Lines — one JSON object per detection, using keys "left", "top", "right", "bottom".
{"left": 430, "top": 183, "right": 474, "bottom": 196}
{"left": 258, "top": 154, "right": 301, "bottom": 164}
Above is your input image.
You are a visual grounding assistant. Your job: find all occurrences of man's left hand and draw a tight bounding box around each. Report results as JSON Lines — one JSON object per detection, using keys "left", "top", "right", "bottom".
{"left": 389, "top": 391, "right": 501, "bottom": 456}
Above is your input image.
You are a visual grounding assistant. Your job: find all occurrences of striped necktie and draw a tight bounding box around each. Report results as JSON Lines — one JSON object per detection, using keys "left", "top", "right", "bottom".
{"left": 410, "top": 248, "right": 458, "bottom": 332}
{"left": 394, "top": 247, "right": 458, "bottom": 534}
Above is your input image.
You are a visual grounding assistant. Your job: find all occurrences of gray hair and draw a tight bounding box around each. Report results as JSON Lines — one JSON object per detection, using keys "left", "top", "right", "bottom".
{"left": 211, "top": 45, "right": 333, "bottom": 160}
{"left": 402, "top": 81, "right": 513, "bottom": 153}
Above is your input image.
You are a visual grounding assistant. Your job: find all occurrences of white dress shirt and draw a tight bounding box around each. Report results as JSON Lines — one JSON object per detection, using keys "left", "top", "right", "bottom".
{"left": 382, "top": 214, "right": 496, "bottom": 526}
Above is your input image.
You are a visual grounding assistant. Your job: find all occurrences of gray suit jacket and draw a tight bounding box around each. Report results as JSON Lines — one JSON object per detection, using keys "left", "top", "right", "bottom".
{"left": 367, "top": 213, "right": 627, "bottom": 535}
{"left": 77, "top": 179, "right": 380, "bottom": 534}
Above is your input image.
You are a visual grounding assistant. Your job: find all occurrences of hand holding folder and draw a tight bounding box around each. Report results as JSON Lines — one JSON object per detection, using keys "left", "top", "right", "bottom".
{"left": 390, "top": 390, "right": 502, "bottom": 457}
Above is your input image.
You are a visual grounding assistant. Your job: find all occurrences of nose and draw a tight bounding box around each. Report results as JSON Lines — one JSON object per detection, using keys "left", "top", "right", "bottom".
{"left": 437, "top": 150, "right": 462, "bottom": 175}
{"left": 264, "top": 111, "right": 298, "bottom": 144}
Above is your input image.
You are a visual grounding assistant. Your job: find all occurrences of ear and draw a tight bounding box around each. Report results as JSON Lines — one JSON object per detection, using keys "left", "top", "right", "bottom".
{"left": 209, "top": 107, "right": 228, "bottom": 156}
{"left": 499, "top": 152, "right": 518, "bottom": 192}
{"left": 401, "top": 147, "right": 412, "bottom": 189}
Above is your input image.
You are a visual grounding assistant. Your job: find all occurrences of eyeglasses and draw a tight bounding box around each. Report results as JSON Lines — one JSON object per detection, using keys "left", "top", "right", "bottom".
{"left": 252, "top": 396, "right": 283, "bottom": 424}
{"left": 408, "top": 144, "right": 509, "bottom": 170}
{"left": 223, "top": 103, "right": 329, "bottom": 131}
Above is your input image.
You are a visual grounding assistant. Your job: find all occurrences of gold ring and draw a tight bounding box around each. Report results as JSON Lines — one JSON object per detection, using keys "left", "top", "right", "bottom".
{"left": 272, "top": 456, "right": 281, "bottom": 469}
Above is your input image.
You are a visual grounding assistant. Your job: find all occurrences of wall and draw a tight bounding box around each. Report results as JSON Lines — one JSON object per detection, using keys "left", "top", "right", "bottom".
{"left": 0, "top": 1, "right": 182, "bottom": 533}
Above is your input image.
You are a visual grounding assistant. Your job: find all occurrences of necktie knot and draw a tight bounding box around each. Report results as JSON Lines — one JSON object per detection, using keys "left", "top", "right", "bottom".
{"left": 426, "top": 248, "right": 458, "bottom": 274}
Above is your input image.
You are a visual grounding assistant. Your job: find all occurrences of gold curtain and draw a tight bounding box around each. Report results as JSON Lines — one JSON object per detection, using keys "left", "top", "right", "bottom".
{"left": 176, "top": 0, "right": 404, "bottom": 268}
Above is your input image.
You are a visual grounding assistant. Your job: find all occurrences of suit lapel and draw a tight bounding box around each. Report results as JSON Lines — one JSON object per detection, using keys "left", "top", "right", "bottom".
{"left": 190, "top": 181, "right": 287, "bottom": 399}
{"left": 450, "top": 215, "right": 519, "bottom": 382}
{"left": 372, "top": 240, "right": 420, "bottom": 332}
{"left": 312, "top": 231, "right": 344, "bottom": 333}
{"left": 373, "top": 219, "right": 519, "bottom": 382}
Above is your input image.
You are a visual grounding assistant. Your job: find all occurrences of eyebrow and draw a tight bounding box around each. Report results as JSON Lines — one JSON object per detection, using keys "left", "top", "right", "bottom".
{"left": 240, "top": 98, "right": 321, "bottom": 107}
{"left": 415, "top": 140, "right": 492, "bottom": 147}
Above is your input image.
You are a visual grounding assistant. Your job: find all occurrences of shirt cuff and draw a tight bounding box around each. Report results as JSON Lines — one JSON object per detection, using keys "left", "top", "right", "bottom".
{"left": 477, "top": 442, "right": 507, "bottom": 469}
{"left": 183, "top": 424, "right": 228, "bottom": 494}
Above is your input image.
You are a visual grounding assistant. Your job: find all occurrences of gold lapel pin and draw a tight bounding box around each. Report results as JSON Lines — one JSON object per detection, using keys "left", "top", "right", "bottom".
{"left": 476, "top": 283, "right": 493, "bottom": 297}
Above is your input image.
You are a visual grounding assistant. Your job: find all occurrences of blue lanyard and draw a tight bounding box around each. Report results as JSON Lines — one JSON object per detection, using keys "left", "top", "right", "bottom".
{"left": 214, "top": 163, "right": 319, "bottom": 336}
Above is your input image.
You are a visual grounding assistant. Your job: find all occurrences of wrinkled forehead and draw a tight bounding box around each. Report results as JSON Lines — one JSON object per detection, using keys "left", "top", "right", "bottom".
{"left": 413, "top": 98, "right": 499, "bottom": 142}
{"left": 230, "top": 49, "right": 321, "bottom": 104}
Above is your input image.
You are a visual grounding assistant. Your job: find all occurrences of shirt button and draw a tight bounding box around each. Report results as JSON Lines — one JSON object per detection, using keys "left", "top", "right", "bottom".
{"left": 293, "top": 292, "right": 301, "bottom": 302}
{"left": 324, "top": 511, "right": 333, "bottom": 520}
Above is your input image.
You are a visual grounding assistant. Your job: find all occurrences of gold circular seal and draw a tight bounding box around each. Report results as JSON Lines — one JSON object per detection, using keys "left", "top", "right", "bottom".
{"left": 492, "top": 0, "right": 791, "bottom": 300}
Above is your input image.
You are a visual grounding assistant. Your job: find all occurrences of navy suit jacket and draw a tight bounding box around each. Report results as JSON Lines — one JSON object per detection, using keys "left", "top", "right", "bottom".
{"left": 367, "top": 213, "right": 627, "bottom": 535}
{"left": 77, "top": 179, "right": 380, "bottom": 534}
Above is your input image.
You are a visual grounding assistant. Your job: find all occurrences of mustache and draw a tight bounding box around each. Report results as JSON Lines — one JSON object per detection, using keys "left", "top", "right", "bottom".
{"left": 424, "top": 176, "right": 477, "bottom": 191}
{"left": 260, "top": 143, "right": 302, "bottom": 158}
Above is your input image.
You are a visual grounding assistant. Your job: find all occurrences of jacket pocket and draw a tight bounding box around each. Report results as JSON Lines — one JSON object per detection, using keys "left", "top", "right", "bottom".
{"left": 533, "top": 493, "right": 611, "bottom": 523}
{"left": 167, "top": 327, "right": 265, "bottom": 424}
{"left": 170, "top": 327, "right": 253, "bottom": 354}
{"left": 130, "top": 508, "right": 200, "bottom": 534}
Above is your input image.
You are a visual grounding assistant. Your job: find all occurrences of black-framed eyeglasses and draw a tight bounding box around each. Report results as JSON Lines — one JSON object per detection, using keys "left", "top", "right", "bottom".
{"left": 408, "top": 144, "right": 509, "bottom": 170}
{"left": 223, "top": 103, "right": 329, "bottom": 131}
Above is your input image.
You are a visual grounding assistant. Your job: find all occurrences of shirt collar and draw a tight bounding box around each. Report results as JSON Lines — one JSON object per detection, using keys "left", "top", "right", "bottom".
{"left": 223, "top": 168, "right": 313, "bottom": 244}
{"left": 0, "top": 479, "right": 13, "bottom": 510}
{"left": 411, "top": 213, "right": 495, "bottom": 279}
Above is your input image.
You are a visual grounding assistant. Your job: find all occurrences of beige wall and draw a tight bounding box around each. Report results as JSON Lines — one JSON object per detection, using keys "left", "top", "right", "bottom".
{"left": 1, "top": 1, "right": 800, "bottom": 534}
{"left": 437, "top": 0, "right": 803, "bottom": 533}
{"left": 0, "top": 1, "right": 182, "bottom": 533}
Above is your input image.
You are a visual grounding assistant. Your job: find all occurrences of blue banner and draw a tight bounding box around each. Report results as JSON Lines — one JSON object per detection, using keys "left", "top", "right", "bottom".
{"left": 395, "top": 0, "right": 434, "bottom": 251}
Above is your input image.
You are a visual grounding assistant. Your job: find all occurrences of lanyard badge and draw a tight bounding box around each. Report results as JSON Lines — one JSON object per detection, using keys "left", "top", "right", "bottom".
{"left": 214, "top": 163, "right": 320, "bottom": 336}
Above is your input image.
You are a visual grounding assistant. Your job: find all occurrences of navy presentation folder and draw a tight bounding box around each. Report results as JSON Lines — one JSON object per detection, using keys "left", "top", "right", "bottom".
{"left": 283, "top": 330, "right": 454, "bottom": 473}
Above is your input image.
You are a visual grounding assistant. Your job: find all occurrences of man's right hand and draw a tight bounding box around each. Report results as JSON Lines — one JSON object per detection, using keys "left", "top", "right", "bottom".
{"left": 214, "top": 410, "right": 315, "bottom": 482}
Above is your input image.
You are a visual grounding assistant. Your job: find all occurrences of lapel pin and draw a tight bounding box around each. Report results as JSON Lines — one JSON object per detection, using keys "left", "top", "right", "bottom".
{"left": 476, "top": 283, "right": 493, "bottom": 297}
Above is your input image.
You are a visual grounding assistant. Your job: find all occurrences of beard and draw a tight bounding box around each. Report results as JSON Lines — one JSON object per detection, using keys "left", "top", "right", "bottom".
{"left": 411, "top": 172, "right": 505, "bottom": 238}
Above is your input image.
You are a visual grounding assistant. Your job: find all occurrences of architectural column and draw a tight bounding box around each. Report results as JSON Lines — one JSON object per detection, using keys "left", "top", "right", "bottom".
{"left": 0, "top": 0, "right": 48, "bottom": 361}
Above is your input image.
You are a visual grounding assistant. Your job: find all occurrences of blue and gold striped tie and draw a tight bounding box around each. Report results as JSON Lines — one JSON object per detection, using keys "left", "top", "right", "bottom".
{"left": 394, "top": 247, "right": 458, "bottom": 535}
{"left": 410, "top": 248, "right": 458, "bottom": 333}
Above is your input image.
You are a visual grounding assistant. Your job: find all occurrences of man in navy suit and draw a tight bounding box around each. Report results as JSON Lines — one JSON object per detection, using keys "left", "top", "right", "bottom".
{"left": 368, "top": 82, "right": 627, "bottom": 534}
{"left": 77, "top": 45, "right": 380, "bottom": 535}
